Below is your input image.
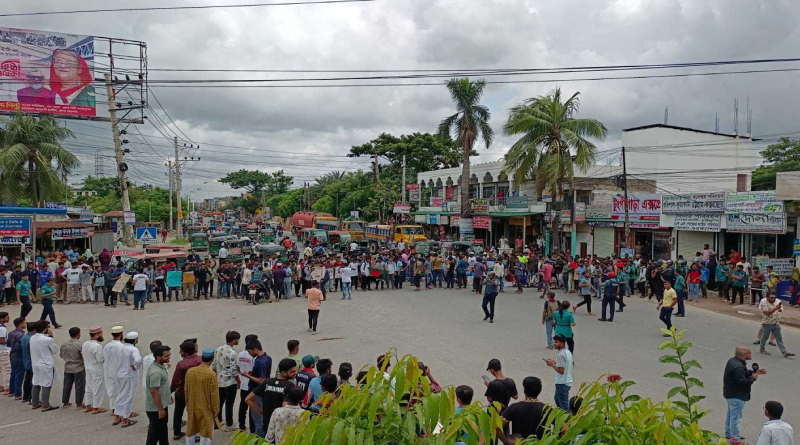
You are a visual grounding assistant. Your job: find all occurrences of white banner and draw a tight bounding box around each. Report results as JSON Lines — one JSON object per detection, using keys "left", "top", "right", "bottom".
{"left": 662, "top": 192, "right": 725, "bottom": 214}
{"left": 674, "top": 214, "right": 721, "bottom": 232}
{"left": 726, "top": 213, "right": 786, "bottom": 234}
{"left": 725, "top": 192, "right": 783, "bottom": 214}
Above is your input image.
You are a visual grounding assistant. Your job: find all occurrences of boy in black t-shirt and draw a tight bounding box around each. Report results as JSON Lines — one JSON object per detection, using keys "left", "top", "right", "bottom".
{"left": 246, "top": 358, "right": 297, "bottom": 438}
{"left": 500, "top": 376, "right": 548, "bottom": 441}
{"left": 484, "top": 358, "right": 518, "bottom": 409}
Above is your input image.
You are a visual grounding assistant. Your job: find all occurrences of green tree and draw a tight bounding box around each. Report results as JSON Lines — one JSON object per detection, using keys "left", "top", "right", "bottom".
{"left": 80, "top": 175, "right": 120, "bottom": 196}
{"left": 438, "top": 78, "right": 494, "bottom": 218}
{"left": 220, "top": 169, "right": 294, "bottom": 195}
{"left": 752, "top": 137, "right": 800, "bottom": 190}
{"left": 349, "top": 132, "right": 470, "bottom": 178}
{"left": 0, "top": 112, "right": 79, "bottom": 206}
{"left": 503, "top": 87, "right": 607, "bottom": 252}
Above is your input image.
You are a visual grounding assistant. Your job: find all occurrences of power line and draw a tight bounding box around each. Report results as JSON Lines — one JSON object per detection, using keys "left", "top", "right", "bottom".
{"left": 0, "top": 0, "right": 376, "bottom": 17}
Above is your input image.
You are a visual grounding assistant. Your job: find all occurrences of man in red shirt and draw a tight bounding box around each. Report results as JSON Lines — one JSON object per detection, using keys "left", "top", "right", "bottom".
{"left": 170, "top": 340, "right": 200, "bottom": 440}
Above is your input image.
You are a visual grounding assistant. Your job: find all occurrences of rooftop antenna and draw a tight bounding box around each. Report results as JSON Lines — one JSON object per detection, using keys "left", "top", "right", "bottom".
{"left": 664, "top": 106, "right": 668, "bottom": 125}
{"left": 733, "top": 98, "right": 739, "bottom": 137}
{"left": 746, "top": 96, "right": 752, "bottom": 138}
{"left": 715, "top": 112, "right": 719, "bottom": 133}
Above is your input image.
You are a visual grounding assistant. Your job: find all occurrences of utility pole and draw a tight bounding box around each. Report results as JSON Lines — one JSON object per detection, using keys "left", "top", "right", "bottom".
{"left": 168, "top": 160, "right": 173, "bottom": 233}
{"left": 621, "top": 145, "right": 630, "bottom": 242}
{"left": 401, "top": 154, "right": 406, "bottom": 204}
{"left": 373, "top": 154, "right": 380, "bottom": 184}
{"left": 105, "top": 74, "right": 133, "bottom": 242}
{"left": 174, "top": 137, "right": 183, "bottom": 238}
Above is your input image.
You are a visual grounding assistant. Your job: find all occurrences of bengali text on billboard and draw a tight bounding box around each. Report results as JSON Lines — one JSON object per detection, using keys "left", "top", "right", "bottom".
{"left": 662, "top": 192, "right": 725, "bottom": 214}
{"left": 0, "top": 27, "right": 96, "bottom": 117}
{"left": 611, "top": 194, "right": 661, "bottom": 221}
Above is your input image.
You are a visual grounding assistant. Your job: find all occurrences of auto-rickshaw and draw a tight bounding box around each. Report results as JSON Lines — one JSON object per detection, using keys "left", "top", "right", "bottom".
{"left": 300, "top": 228, "right": 317, "bottom": 246}
{"left": 328, "top": 231, "right": 352, "bottom": 252}
{"left": 313, "top": 230, "right": 328, "bottom": 246}
{"left": 190, "top": 232, "right": 208, "bottom": 251}
{"left": 260, "top": 228, "right": 275, "bottom": 244}
{"left": 240, "top": 236, "right": 253, "bottom": 254}
{"left": 451, "top": 241, "right": 477, "bottom": 256}
{"left": 211, "top": 230, "right": 228, "bottom": 238}
{"left": 186, "top": 225, "right": 205, "bottom": 236}
{"left": 254, "top": 244, "right": 288, "bottom": 261}
{"left": 224, "top": 238, "right": 244, "bottom": 262}
{"left": 209, "top": 235, "right": 235, "bottom": 257}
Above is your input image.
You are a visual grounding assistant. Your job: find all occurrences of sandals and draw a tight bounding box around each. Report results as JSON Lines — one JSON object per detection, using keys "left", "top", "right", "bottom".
{"left": 41, "top": 406, "right": 59, "bottom": 412}
{"left": 121, "top": 419, "right": 138, "bottom": 428}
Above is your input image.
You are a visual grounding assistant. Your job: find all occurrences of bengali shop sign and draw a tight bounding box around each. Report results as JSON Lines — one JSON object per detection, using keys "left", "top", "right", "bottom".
{"left": 0, "top": 27, "right": 96, "bottom": 117}
{"left": 586, "top": 204, "right": 612, "bottom": 220}
{"left": 611, "top": 194, "right": 661, "bottom": 221}
{"left": 473, "top": 199, "right": 489, "bottom": 214}
{"left": 393, "top": 203, "right": 410, "bottom": 214}
{"left": 574, "top": 203, "right": 586, "bottom": 222}
{"left": 674, "top": 214, "right": 721, "bottom": 232}
{"left": 0, "top": 217, "right": 31, "bottom": 238}
{"left": 725, "top": 192, "right": 784, "bottom": 214}
{"left": 662, "top": 192, "right": 725, "bottom": 214}
{"left": 726, "top": 213, "right": 786, "bottom": 234}
{"left": 51, "top": 227, "right": 88, "bottom": 240}
{"left": 473, "top": 216, "right": 490, "bottom": 229}
{"left": 407, "top": 184, "right": 420, "bottom": 201}
{"left": 504, "top": 196, "right": 529, "bottom": 213}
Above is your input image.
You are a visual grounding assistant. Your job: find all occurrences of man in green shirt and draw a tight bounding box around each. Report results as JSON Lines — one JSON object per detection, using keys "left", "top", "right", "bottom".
{"left": 38, "top": 277, "right": 61, "bottom": 328}
{"left": 276, "top": 339, "right": 302, "bottom": 377}
{"left": 15, "top": 274, "right": 32, "bottom": 319}
{"left": 145, "top": 345, "right": 171, "bottom": 445}
{"left": 674, "top": 274, "right": 686, "bottom": 317}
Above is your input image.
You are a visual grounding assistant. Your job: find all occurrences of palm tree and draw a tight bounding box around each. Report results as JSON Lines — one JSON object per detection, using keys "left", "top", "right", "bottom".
{"left": 438, "top": 78, "right": 494, "bottom": 218}
{"left": 0, "top": 112, "right": 78, "bottom": 206}
{"left": 502, "top": 88, "right": 607, "bottom": 253}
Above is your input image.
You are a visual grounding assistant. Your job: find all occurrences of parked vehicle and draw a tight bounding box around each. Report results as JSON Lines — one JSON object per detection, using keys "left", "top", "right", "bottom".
{"left": 365, "top": 224, "right": 428, "bottom": 252}
{"left": 340, "top": 219, "right": 366, "bottom": 239}
{"left": 260, "top": 228, "right": 275, "bottom": 244}
{"left": 190, "top": 232, "right": 208, "bottom": 251}
{"left": 240, "top": 236, "right": 253, "bottom": 254}
{"left": 328, "top": 231, "right": 352, "bottom": 252}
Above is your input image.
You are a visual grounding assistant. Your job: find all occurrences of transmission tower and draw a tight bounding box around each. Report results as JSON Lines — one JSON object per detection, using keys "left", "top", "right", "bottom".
{"left": 94, "top": 150, "right": 105, "bottom": 177}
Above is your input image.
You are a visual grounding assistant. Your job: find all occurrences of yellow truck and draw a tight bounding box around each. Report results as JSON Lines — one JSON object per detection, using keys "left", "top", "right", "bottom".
{"left": 365, "top": 224, "right": 428, "bottom": 252}
{"left": 341, "top": 219, "right": 367, "bottom": 240}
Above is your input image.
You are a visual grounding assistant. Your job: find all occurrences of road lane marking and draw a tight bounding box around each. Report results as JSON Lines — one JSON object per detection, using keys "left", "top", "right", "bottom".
{"left": 108, "top": 320, "right": 129, "bottom": 325}
{"left": 178, "top": 309, "right": 189, "bottom": 312}
{"left": 697, "top": 344, "right": 715, "bottom": 351}
{"left": 145, "top": 314, "right": 163, "bottom": 318}
{"left": 0, "top": 421, "right": 31, "bottom": 429}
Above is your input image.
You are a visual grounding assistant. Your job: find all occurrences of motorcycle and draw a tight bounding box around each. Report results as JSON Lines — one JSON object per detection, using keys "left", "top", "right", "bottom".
{"left": 249, "top": 281, "right": 270, "bottom": 305}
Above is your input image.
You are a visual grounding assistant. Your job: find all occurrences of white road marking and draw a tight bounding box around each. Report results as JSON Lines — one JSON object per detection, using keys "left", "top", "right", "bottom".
{"left": 145, "top": 314, "right": 163, "bottom": 318}
{"left": 0, "top": 421, "right": 32, "bottom": 429}
{"left": 202, "top": 304, "right": 214, "bottom": 307}
{"left": 107, "top": 320, "right": 129, "bottom": 325}
{"left": 178, "top": 309, "right": 189, "bottom": 312}
{"left": 697, "top": 344, "right": 715, "bottom": 351}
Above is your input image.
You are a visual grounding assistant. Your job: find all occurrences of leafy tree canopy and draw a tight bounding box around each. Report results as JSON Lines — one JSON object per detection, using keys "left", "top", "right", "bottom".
{"left": 349, "top": 132, "right": 472, "bottom": 178}
{"left": 752, "top": 137, "right": 800, "bottom": 191}
{"left": 219, "top": 169, "right": 294, "bottom": 195}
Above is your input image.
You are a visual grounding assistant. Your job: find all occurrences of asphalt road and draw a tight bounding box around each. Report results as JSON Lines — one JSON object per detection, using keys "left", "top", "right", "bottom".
{"left": 1, "top": 281, "right": 798, "bottom": 444}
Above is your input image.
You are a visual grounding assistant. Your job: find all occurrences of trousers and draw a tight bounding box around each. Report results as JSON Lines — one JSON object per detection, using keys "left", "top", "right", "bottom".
{"left": 481, "top": 292, "right": 497, "bottom": 321}
{"left": 545, "top": 319, "right": 555, "bottom": 347}
{"left": 10, "top": 360, "right": 24, "bottom": 396}
{"left": 146, "top": 408, "right": 170, "bottom": 445}
{"left": 760, "top": 324, "right": 788, "bottom": 355}
{"left": 308, "top": 309, "right": 320, "bottom": 331}
{"left": 659, "top": 307, "right": 673, "bottom": 330}
{"left": 218, "top": 384, "right": 237, "bottom": 427}
{"left": 725, "top": 398, "right": 745, "bottom": 440}
{"left": 601, "top": 298, "right": 616, "bottom": 321}
{"left": 173, "top": 395, "right": 186, "bottom": 437}
{"left": 239, "top": 389, "right": 255, "bottom": 432}
{"left": 62, "top": 370, "right": 86, "bottom": 405}
{"left": 32, "top": 384, "right": 52, "bottom": 408}
{"left": 554, "top": 384, "right": 571, "bottom": 412}
{"left": 341, "top": 282, "right": 352, "bottom": 299}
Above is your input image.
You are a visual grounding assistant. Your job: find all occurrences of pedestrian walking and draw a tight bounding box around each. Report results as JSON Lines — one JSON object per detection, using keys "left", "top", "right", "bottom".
{"left": 185, "top": 349, "right": 220, "bottom": 445}
{"left": 38, "top": 277, "right": 61, "bottom": 328}
{"left": 60, "top": 327, "right": 86, "bottom": 409}
{"left": 307, "top": 280, "right": 322, "bottom": 334}
{"left": 542, "top": 291, "right": 559, "bottom": 348}
{"left": 0, "top": 312, "right": 9, "bottom": 394}
{"left": 15, "top": 273, "right": 33, "bottom": 319}
{"left": 723, "top": 346, "right": 767, "bottom": 443}
{"left": 598, "top": 272, "right": 620, "bottom": 322}
{"left": 657, "top": 280, "right": 677, "bottom": 335}
{"left": 103, "top": 326, "right": 125, "bottom": 423}
{"left": 574, "top": 270, "right": 596, "bottom": 316}
{"left": 553, "top": 301, "right": 576, "bottom": 354}
{"left": 546, "top": 334, "right": 573, "bottom": 412}
{"left": 757, "top": 401, "right": 794, "bottom": 445}
{"left": 145, "top": 345, "right": 171, "bottom": 445}
{"left": 757, "top": 293, "right": 795, "bottom": 358}
{"left": 481, "top": 272, "right": 499, "bottom": 323}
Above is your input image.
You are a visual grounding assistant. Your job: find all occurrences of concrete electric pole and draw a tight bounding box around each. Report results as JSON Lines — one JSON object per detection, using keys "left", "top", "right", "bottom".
{"left": 105, "top": 74, "right": 133, "bottom": 242}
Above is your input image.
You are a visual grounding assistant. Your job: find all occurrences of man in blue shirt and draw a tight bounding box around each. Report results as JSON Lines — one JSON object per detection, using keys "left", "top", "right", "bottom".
{"left": 599, "top": 272, "right": 620, "bottom": 322}
{"left": 243, "top": 339, "right": 271, "bottom": 436}
{"left": 305, "top": 358, "right": 332, "bottom": 409}
{"left": 20, "top": 321, "right": 35, "bottom": 402}
{"left": 456, "top": 255, "right": 468, "bottom": 289}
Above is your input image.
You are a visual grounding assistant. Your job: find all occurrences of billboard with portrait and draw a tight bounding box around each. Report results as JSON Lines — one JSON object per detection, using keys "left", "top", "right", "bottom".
{"left": 0, "top": 27, "right": 95, "bottom": 117}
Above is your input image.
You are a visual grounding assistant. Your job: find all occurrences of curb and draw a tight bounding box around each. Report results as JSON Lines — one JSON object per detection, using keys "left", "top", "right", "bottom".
{"left": 705, "top": 291, "right": 800, "bottom": 330}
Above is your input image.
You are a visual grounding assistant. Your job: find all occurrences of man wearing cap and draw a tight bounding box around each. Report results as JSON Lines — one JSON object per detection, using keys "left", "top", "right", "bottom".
{"left": 82, "top": 326, "right": 107, "bottom": 414}
{"left": 185, "top": 349, "right": 219, "bottom": 445}
{"left": 295, "top": 355, "right": 317, "bottom": 401}
{"left": 115, "top": 331, "right": 142, "bottom": 427}
{"left": 104, "top": 326, "right": 125, "bottom": 421}
{"left": 484, "top": 358, "right": 518, "bottom": 410}
{"left": 599, "top": 272, "right": 620, "bottom": 322}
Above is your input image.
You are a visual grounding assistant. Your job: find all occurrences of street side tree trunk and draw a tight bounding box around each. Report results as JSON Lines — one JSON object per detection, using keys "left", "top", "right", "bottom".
{"left": 29, "top": 157, "right": 38, "bottom": 207}
{"left": 460, "top": 131, "right": 474, "bottom": 220}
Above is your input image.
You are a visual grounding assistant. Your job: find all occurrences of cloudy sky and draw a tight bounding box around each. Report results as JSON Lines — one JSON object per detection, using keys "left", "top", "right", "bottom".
{"left": 5, "top": 0, "right": 800, "bottom": 198}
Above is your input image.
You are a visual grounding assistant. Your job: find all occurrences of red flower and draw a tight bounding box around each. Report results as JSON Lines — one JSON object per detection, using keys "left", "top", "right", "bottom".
{"left": 607, "top": 374, "right": 622, "bottom": 383}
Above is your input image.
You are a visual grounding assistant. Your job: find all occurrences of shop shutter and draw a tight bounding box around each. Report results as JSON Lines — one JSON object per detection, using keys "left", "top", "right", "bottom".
{"left": 677, "top": 231, "right": 714, "bottom": 259}
{"left": 593, "top": 227, "right": 614, "bottom": 257}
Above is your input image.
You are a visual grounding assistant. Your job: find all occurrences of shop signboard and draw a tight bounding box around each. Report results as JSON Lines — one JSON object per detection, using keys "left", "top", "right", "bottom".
{"left": 574, "top": 203, "right": 586, "bottom": 222}
{"left": 51, "top": 227, "right": 88, "bottom": 240}
{"left": 588, "top": 221, "right": 617, "bottom": 228}
{"left": 473, "top": 199, "right": 489, "bottom": 214}
{"left": 0, "top": 217, "right": 31, "bottom": 239}
{"left": 407, "top": 184, "right": 420, "bottom": 201}
{"left": 459, "top": 217, "right": 474, "bottom": 233}
{"left": 44, "top": 202, "right": 67, "bottom": 210}
{"left": 445, "top": 186, "right": 454, "bottom": 200}
{"left": 628, "top": 222, "right": 660, "bottom": 229}
{"left": 431, "top": 197, "right": 443, "bottom": 207}
{"left": 79, "top": 209, "right": 94, "bottom": 222}
{"left": 674, "top": 214, "right": 721, "bottom": 232}
{"left": 768, "top": 258, "right": 795, "bottom": 276}
{"left": 473, "top": 216, "right": 490, "bottom": 229}
{"left": 794, "top": 239, "right": 800, "bottom": 256}
{"left": 440, "top": 215, "right": 449, "bottom": 225}
{"left": 393, "top": 203, "right": 410, "bottom": 214}
{"left": 586, "top": 204, "right": 612, "bottom": 220}
{"left": 611, "top": 194, "right": 661, "bottom": 221}
{"left": 0, "top": 236, "right": 30, "bottom": 245}
{"left": 414, "top": 214, "right": 426, "bottom": 224}
{"left": 123, "top": 210, "right": 136, "bottom": 225}
{"left": 620, "top": 248, "right": 635, "bottom": 258}
{"left": 504, "top": 196, "right": 529, "bottom": 213}
{"left": 560, "top": 209, "right": 572, "bottom": 223}
{"left": 726, "top": 213, "right": 786, "bottom": 234}
{"left": 662, "top": 192, "right": 725, "bottom": 214}
{"left": 446, "top": 202, "right": 461, "bottom": 213}
{"left": 450, "top": 215, "right": 460, "bottom": 227}
{"left": 428, "top": 214, "right": 439, "bottom": 225}
{"left": 725, "top": 192, "right": 784, "bottom": 214}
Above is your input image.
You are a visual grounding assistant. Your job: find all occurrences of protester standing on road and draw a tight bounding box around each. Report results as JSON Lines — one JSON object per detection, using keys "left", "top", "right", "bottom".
{"left": 546, "top": 334, "right": 573, "bottom": 412}
{"left": 723, "top": 346, "right": 767, "bottom": 443}
{"left": 542, "top": 291, "right": 560, "bottom": 348}
{"left": 757, "top": 401, "right": 794, "bottom": 445}
{"left": 599, "top": 272, "right": 619, "bottom": 322}
{"left": 757, "top": 293, "right": 795, "bottom": 358}
{"left": 340, "top": 262, "right": 352, "bottom": 300}
{"left": 0, "top": 312, "right": 9, "bottom": 394}
{"left": 574, "top": 270, "right": 596, "bottom": 316}
{"left": 115, "top": 331, "right": 142, "bottom": 427}
{"left": 30, "top": 320, "right": 59, "bottom": 411}
{"left": 553, "top": 301, "right": 576, "bottom": 354}
{"left": 185, "top": 349, "right": 219, "bottom": 445}
{"left": 171, "top": 340, "right": 200, "bottom": 440}
{"left": 81, "top": 326, "right": 107, "bottom": 414}
{"left": 145, "top": 345, "right": 171, "bottom": 445}
{"left": 60, "top": 326, "right": 85, "bottom": 409}
{"left": 481, "top": 271, "right": 499, "bottom": 323}
{"left": 6, "top": 317, "right": 25, "bottom": 399}
{"left": 657, "top": 280, "right": 677, "bottom": 335}
{"left": 212, "top": 331, "right": 240, "bottom": 431}
{"left": 307, "top": 280, "right": 323, "bottom": 334}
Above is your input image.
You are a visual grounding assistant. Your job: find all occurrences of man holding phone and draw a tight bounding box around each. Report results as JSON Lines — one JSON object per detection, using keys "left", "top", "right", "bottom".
{"left": 758, "top": 293, "right": 795, "bottom": 358}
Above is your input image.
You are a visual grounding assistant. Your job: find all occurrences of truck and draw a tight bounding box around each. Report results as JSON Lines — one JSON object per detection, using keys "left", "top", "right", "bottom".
{"left": 364, "top": 223, "right": 428, "bottom": 252}
{"left": 340, "top": 219, "right": 367, "bottom": 239}
{"left": 314, "top": 216, "right": 340, "bottom": 232}
{"left": 290, "top": 211, "right": 335, "bottom": 235}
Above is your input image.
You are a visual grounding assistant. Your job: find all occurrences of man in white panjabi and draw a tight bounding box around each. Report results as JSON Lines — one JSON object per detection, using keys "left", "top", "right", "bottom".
{"left": 115, "top": 331, "right": 142, "bottom": 427}
{"left": 81, "top": 326, "right": 107, "bottom": 414}
{"left": 103, "top": 325, "right": 125, "bottom": 423}
{"left": 30, "top": 321, "right": 60, "bottom": 411}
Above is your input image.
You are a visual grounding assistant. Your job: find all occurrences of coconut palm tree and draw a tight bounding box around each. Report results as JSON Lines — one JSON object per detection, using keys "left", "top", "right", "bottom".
{"left": 502, "top": 88, "right": 607, "bottom": 252}
{"left": 438, "top": 78, "right": 494, "bottom": 218}
{"left": 0, "top": 112, "right": 78, "bottom": 206}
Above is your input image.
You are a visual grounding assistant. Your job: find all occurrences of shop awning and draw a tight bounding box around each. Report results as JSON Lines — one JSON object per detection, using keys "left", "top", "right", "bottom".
{"left": 489, "top": 211, "right": 545, "bottom": 217}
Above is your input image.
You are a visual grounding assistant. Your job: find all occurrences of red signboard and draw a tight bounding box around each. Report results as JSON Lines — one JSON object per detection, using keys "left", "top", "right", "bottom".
{"left": 446, "top": 186, "right": 454, "bottom": 200}
{"left": 473, "top": 216, "right": 490, "bottom": 229}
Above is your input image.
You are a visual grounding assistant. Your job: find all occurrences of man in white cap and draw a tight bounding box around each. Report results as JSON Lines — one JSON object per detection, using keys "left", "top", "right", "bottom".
{"left": 115, "top": 330, "right": 142, "bottom": 427}
{"left": 82, "top": 326, "right": 107, "bottom": 414}
{"left": 103, "top": 326, "right": 125, "bottom": 423}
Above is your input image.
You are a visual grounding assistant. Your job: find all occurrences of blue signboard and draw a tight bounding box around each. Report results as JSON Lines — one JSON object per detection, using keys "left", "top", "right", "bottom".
{"left": 0, "top": 237, "right": 30, "bottom": 245}
{"left": 0, "top": 217, "right": 31, "bottom": 237}
{"left": 136, "top": 227, "right": 157, "bottom": 244}
{"left": 45, "top": 202, "right": 67, "bottom": 210}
